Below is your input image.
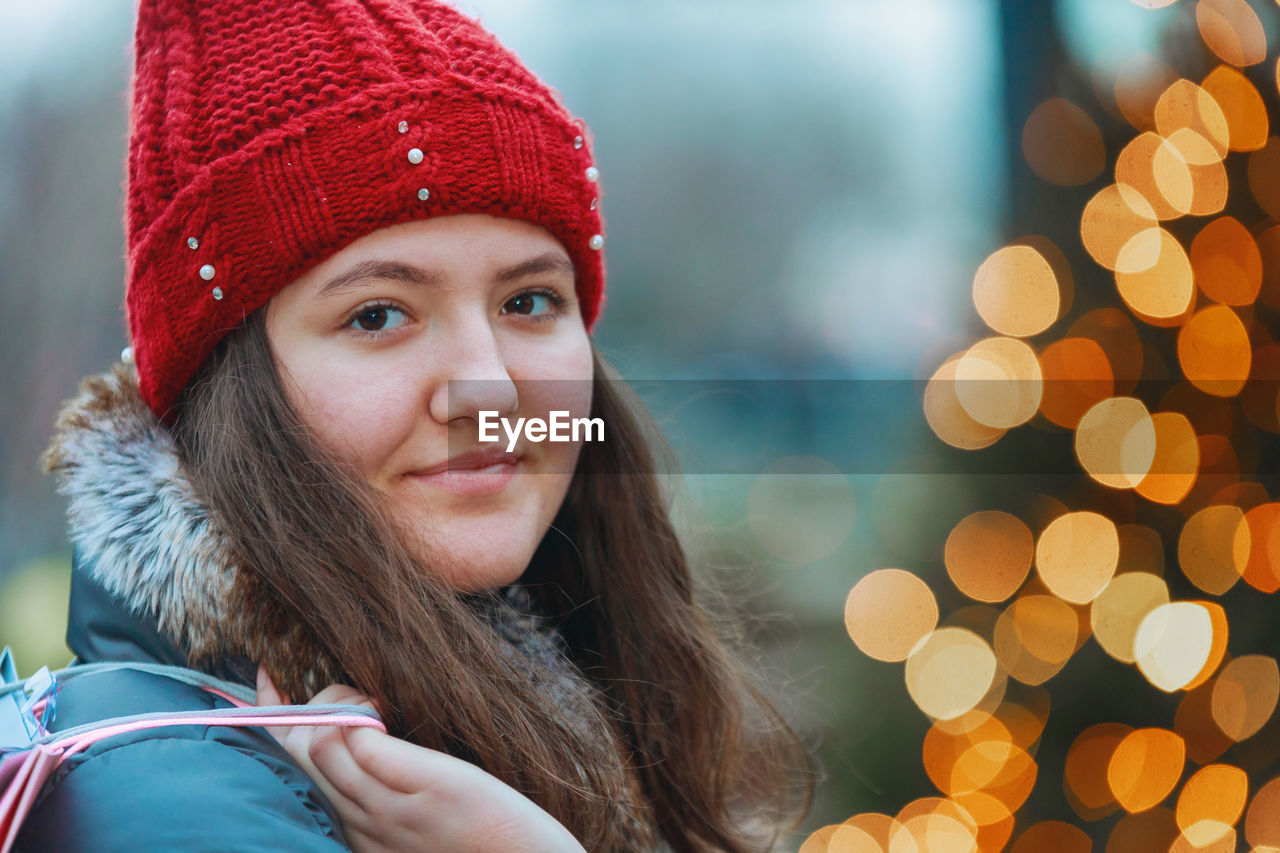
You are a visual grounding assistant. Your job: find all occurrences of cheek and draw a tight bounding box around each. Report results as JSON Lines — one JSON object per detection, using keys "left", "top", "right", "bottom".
{"left": 283, "top": 356, "right": 413, "bottom": 480}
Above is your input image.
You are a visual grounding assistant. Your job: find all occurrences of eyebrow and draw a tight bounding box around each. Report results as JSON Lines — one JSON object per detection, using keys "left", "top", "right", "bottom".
{"left": 317, "top": 252, "right": 575, "bottom": 298}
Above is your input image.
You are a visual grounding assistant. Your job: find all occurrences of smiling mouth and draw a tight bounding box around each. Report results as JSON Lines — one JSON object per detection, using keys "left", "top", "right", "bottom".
{"left": 406, "top": 459, "right": 520, "bottom": 496}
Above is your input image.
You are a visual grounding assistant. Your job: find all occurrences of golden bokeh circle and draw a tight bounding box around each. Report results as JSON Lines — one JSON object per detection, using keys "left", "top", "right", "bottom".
{"left": 845, "top": 569, "right": 939, "bottom": 663}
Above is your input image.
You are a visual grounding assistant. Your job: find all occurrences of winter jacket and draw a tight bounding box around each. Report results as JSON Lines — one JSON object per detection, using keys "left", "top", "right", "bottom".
{"left": 11, "top": 365, "right": 661, "bottom": 851}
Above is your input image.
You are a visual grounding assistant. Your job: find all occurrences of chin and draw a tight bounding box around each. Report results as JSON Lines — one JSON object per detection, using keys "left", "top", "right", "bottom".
{"left": 435, "top": 558, "right": 529, "bottom": 593}
{"left": 401, "top": 522, "right": 539, "bottom": 592}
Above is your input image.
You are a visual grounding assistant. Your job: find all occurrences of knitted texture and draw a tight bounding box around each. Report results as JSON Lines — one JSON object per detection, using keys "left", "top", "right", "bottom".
{"left": 125, "top": 0, "right": 606, "bottom": 419}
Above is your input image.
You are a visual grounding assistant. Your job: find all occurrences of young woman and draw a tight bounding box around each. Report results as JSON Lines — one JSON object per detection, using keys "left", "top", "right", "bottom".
{"left": 16, "top": 1, "right": 810, "bottom": 850}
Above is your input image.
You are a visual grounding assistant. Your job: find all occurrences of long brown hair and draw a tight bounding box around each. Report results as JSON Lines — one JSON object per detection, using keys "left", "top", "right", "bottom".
{"left": 170, "top": 309, "right": 811, "bottom": 851}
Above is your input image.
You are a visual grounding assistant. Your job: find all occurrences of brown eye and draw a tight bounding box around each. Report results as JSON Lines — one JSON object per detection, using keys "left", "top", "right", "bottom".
{"left": 348, "top": 304, "right": 407, "bottom": 332}
{"left": 503, "top": 290, "right": 561, "bottom": 317}
{"left": 507, "top": 294, "right": 535, "bottom": 315}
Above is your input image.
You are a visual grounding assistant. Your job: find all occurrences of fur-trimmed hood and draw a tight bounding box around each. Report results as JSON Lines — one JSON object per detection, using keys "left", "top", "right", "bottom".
{"left": 40, "top": 364, "right": 664, "bottom": 852}
{"left": 43, "top": 364, "right": 590, "bottom": 704}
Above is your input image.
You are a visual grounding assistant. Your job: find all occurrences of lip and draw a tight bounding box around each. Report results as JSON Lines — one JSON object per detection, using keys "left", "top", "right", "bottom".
{"left": 405, "top": 447, "right": 522, "bottom": 496}
{"left": 410, "top": 447, "right": 522, "bottom": 476}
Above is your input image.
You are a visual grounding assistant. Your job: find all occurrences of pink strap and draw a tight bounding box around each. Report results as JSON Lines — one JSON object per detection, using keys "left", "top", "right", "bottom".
{"left": 56, "top": 711, "right": 385, "bottom": 759}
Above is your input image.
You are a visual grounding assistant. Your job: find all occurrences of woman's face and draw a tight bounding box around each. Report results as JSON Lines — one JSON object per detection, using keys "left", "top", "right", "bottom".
{"left": 265, "top": 214, "right": 593, "bottom": 592}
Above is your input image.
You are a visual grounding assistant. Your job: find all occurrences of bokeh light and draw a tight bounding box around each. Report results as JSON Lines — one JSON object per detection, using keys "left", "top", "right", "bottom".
{"left": 1038, "top": 337, "right": 1115, "bottom": 428}
{"left": 994, "top": 594, "right": 1079, "bottom": 685}
{"left": 955, "top": 337, "right": 1043, "bottom": 429}
{"left": 1201, "top": 65, "right": 1268, "bottom": 151}
{"left": 1021, "top": 98, "right": 1107, "bottom": 187}
{"left": 905, "top": 628, "right": 998, "bottom": 721}
{"left": 1075, "top": 398, "right": 1157, "bottom": 489}
{"left": 1155, "top": 80, "right": 1230, "bottom": 161}
{"left": 1196, "top": 0, "right": 1267, "bottom": 68}
{"left": 1090, "top": 572, "right": 1170, "bottom": 663}
{"left": 1176, "top": 763, "right": 1247, "bottom": 847}
{"left": 845, "top": 569, "right": 939, "bottom": 663}
{"left": 1178, "top": 504, "right": 1249, "bottom": 594}
{"left": 1246, "top": 777, "right": 1280, "bottom": 848}
{"left": 1211, "top": 654, "right": 1279, "bottom": 741}
{"left": 972, "top": 245, "right": 1060, "bottom": 338}
{"left": 1189, "top": 215, "right": 1262, "bottom": 306}
{"left": 1177, "top": 305, "right": 1252, "bottom": 397}
{"left": 944, "top": 511, "right": 1033, "bottom": 603}
{"left": 834, "top": 3, "right": 1280, "bottom": 844}
{"left": 1134, "top": 411, "right": 1198, "bottom": 504}
{"left": 924, "top": 355, "right": 1007, "bottom": 450}
{"left": 1116, "top": 132, "right": 1193, "bottom": 220}
{"left": 1247, "top": 137, "right": 1280, "bottom": 219}
{"left": 1134, "top": 602, "right": 1215, "bottom": 692}
{"left": 1036, "top": 511, "right": 1119, "bottom": 603}
{"left": 1081, "top": 184, "right": 1159, "bottom": 273}
{"left": 1116, "top": 228, "right": 1196, "bottom": 320}
{"left": 1107, "top": 727, "right": 1186, "bottom": 813}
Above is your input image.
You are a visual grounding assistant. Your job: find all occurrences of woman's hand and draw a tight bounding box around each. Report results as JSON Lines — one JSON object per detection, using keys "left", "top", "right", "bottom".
{"left": 255, "top": 666, "right": 586, "bottom": 853}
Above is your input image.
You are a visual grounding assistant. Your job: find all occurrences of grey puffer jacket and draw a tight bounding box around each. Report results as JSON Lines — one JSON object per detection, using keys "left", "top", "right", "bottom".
{"left": 11, "top": 365, "right": 661, "bottom": 851}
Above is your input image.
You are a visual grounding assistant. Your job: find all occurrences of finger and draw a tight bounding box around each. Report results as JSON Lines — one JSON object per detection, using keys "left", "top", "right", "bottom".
{"left": 268, "top": 717, "right": 374, "bottom": 828}
{"left": 340, "top": 726, "right": 458, "bottom": 795}
{"left": 308, "top": 725, "right": 388, "bottom": 805}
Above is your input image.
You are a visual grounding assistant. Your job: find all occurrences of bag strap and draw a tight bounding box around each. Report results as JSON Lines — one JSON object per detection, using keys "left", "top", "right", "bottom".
{"left": 1, "top": 660, "right": 385, "bottom": 753}
{"left": 49, "top": 703, "right": 386, "bottom": 757}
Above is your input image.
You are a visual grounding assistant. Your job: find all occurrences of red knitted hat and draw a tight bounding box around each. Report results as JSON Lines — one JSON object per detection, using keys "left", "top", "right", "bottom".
{"left": 124, "top": 0, "right": 606, "bottom": 419}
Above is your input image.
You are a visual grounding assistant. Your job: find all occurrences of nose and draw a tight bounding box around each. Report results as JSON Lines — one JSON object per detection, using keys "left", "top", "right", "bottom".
{"left": 425, "top": 317, "right": 519, "bottom": 426}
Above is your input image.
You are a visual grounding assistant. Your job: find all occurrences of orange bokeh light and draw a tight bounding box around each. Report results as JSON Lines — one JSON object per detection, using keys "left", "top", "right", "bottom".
{"left": 945, "top": 511, "right": 1033, "bottom": 604}
{"left": 1190, "top": 216, "right": 1262, "bottom": 306}
{"left": 1116, "top": 132, "right": 1192, "bottom": 219}
{"left": 1178, "top": 305, "right": 1252, "bottom": 397}
{"left": 1107, "top": 727, "right": 1186, "bottom": 813}
{"left": 1242, "top": 503, "right": 1280, "bottom": 592}
{"left": 1038, "top": 337, "right": 1114, "bottom": 429}
{"left": 924, "top": 356, "right": 1007, "bottom": 451}
{"left": 1211, "top": 654, "right": 1280, "bottom": 741}
{"left": 1076, "top": 398, "right": 1156, "bottom": 489}
{"left": 1176, "top": 763, "right": 1248, "bottom": 847}
{"left": 955, "top": 337, "right": 1043, "bottom": 429}
{"left": 1068, "top": 308, "right": 1143, "bottom": 393}
{"left": 1197, "top": 0, "right": 1267, "bottom": 68}
{"left": 905, "top": 628, "right": 999, "bottom": 721}
{"left": 1155, "top": 80, "right": 1229, "bottom": 160}
{"left": 1065, "top": 722, "right": 1132, "bottom": 820}
{"left": 1081, "top": 184, "right": 1159, "bottom": 273}
{"left": 845, "top": 569, "right": 938, "bottom": 662}
{"left": 1091, "top": 572, "right": 1169, "bottom": 663}
{"left": 994, "top": 595, "right": 1078, "bottom": 686}
{"left": 972, "top": 245, "right": 1060, "bottom": 338}
{"left": 1116, "top": 228, "right": 1196, "bottom": 321}
{"left": 1245, "top": 777, "right": 1280, "bottom": 848}
{"left": 1178, "top": 505, "right": 1250, "bottom": 595}
{"left": 1022, "top": 98, "right": 1106, "bottom": 187}
{"left": 1135, "top": 412, "right": 1198, "bottom": 505}
{"left": 1201, "top": 65, "right": 1268, "bottom": 151}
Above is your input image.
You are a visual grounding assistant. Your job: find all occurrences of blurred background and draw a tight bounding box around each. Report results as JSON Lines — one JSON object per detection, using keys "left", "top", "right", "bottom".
{"left": 5, "top": 0, "right": 1280, "bottom": 849}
